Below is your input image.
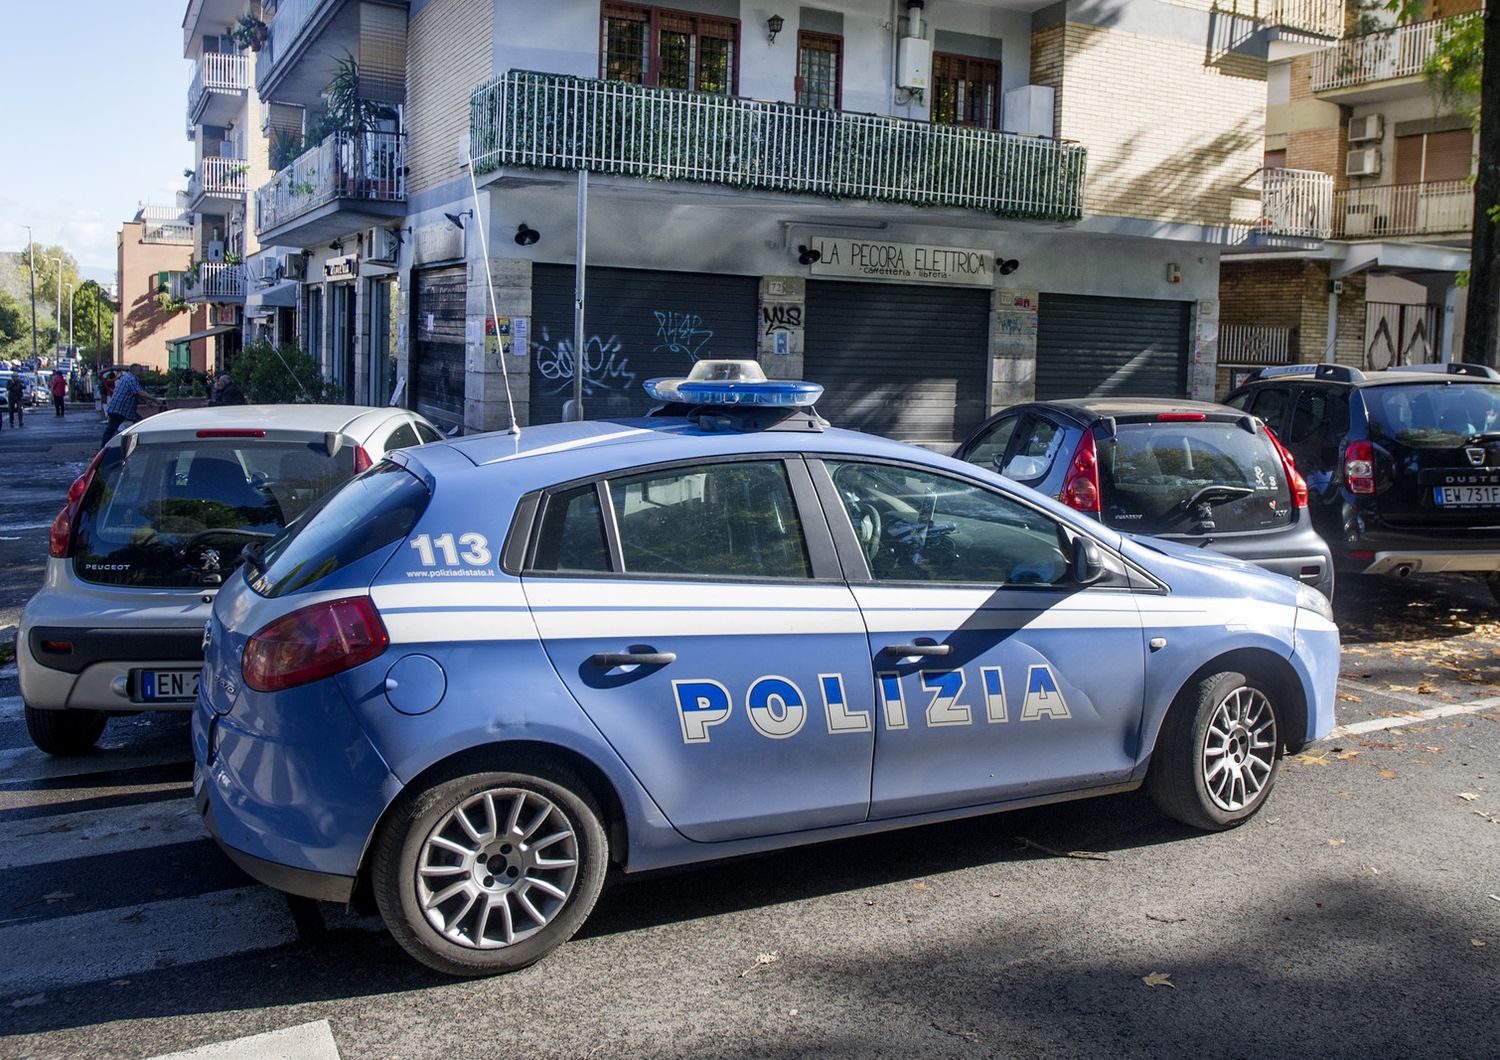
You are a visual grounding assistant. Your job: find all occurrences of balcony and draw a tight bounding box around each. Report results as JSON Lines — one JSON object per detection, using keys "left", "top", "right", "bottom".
{"left": 188, "top": 157, "right": 248, "bottom": 210}
{"left": 1311, "top": 16, "right": 1473, "bottom": 97}
{"left": 173, "top": 261, "right": 246, "bottom": 304}
{"left": 140, "top": 206, "right": 193, "bottom": 245}
{"left": 254, "top": 130, "right": 406, "bottom": 244}
{"left": 1333, "top": 180, "right": 1474, "bottom": 239}
{"left": 1256, "top": 167, "right": 1335, "bottom": 239}
{"left": 1260, "top": 1, "right": 1346, "bottom": 39}
{"left": 470, "top": 71, "right": 1087, "bottom": 222}
{"left": 188, "top": 51, "right": 249, "bottom": 126}
{"left": 257, "top": 0, "right": 405, "bottom": 106}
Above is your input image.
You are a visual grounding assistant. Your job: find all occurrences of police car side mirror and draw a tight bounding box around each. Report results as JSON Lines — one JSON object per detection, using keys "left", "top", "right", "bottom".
{"left": 1071, "top": 536, "right": 1106, "bottom": 587}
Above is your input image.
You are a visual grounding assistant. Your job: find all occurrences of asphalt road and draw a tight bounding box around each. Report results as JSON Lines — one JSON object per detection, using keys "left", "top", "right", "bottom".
{"left": 0, "top": 410, "right": 1495, "bottom": 1059}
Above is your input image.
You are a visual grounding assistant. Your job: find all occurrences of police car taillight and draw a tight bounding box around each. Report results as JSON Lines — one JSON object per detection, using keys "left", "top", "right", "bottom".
{"left": 241, "top": 596, "right": 389, "bottom": 692}
{"left": 1264, "top": 427, "right": 1309, "bottom": 508}
{"left": 1058, "top": 431, "right": 1101, "bottom": 513}
{"left": 48, "top": 449, "right": 106, "bottom": 558}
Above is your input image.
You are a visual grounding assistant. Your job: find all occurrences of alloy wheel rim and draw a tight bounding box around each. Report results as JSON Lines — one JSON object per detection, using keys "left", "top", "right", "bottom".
{"left": 1201, "top": 687, "right": 1277, "bottom": 812}
{"left": 416, "top": 787, "right": 580, "bottom": 949}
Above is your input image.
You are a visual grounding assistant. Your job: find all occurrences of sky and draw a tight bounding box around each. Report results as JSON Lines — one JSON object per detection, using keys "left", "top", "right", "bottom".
{"left": 0, "top": 2, "right": 194, "bottom": 282}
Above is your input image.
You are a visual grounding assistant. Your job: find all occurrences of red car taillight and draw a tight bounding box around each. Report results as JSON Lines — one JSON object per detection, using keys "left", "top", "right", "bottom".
{"left": 1264, "top": 427, "right": 1308, "bottom": 508}
{"left": 354, "top": 445, "right": 372, "bottom": 472}
{"left": 1344, "top": 439, "right": 1376, "bottom": 495}
{"left": 48, "top": 449, "right": 106, "bottom": 558}
{"left": 241, "top": 596, "right": 389, "bottom": 693}
{"left": 1058, "top": 431, "right": 1101, "bottom": 513}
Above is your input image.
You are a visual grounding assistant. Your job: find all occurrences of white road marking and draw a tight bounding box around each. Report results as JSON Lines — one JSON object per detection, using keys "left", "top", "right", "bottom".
{"left": 0, "top": 741, "right": 189, "bottom": 784}
{"left": 0, "top": 887, "right": 300, "bottom": 996}
{"left": 1323, "top": 696, "right": 1500, "bottom": 741}
{"left": 0, "top": 796, "right": 203, "bottom": 870}
{"left": 147, "top": 1019, "right": 342, "bottom": 1060}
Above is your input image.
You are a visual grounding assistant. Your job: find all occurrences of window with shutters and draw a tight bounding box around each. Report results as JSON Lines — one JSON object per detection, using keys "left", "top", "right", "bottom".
{"left": 796, "top": 32, "right": 841, "bottom": 109}
{"left": 931, "top": 54, "right": 1001, "bottom": 130}
{"left": 1394, "top": 128, "right": 1474, "bottom": 184}
{"left": 600, "top": 4, "right": 738, "bottom": 96}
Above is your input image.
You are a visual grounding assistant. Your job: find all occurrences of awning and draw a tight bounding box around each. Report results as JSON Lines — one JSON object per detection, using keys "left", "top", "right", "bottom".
{"left": 245, "top": 281, "right": 298, "bottom": 312}
{"left": 166, "top": 324, "right": 237, "bottom": 349}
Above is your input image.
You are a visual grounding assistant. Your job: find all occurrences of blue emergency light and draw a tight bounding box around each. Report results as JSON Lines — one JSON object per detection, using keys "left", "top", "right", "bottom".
{"left": 644, "top": 360, "right": 824, "bottom": 407}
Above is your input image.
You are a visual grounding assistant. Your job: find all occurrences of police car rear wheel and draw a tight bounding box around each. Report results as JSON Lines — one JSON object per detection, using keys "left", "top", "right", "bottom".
{"left": 25, "top": 706, "right": 107, "bottom": 756}
{"left": 373, "top": 768, "right": 607, "bottom": 976}
{"left": 1147, "top": 671, "right": 1281, "bottom": 831}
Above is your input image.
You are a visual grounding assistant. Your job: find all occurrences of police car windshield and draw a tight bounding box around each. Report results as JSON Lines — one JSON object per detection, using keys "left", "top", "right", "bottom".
{"left": 251, "top": 462, "right": 430, "bottom": 598}
{"left": 1363, "top": 383, "right": 1500, "bottom": 448}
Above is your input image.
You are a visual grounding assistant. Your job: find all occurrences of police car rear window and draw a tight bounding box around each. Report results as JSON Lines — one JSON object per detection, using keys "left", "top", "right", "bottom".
{"left": 251, "top": 463, "right": 430, "bottom": 598}
{"left": 1100, "top": 423, "right": 1292, "bottom": 536}
{"left": 1363, "top": 383, "right": 1500, "bottom": 448}
{"left": 72, "top": 440, "right": 358, "bottom": 589}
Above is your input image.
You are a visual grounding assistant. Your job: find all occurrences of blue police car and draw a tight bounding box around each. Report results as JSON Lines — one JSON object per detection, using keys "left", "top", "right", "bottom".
{"left": 193, "top": 361, "right": 1340, "bottom": 976}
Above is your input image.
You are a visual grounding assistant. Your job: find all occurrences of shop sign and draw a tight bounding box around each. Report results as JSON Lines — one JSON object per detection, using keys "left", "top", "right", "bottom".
{"left": 325, "top": 255, "right": 359, "bottom": 280}
{"left": 806, "top": 238, "right": 993, "bottom": 286}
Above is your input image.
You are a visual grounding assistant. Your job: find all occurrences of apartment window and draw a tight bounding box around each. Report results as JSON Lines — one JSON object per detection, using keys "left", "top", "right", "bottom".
{"left": 1394, "top": 128, "right": 1474, "bottom": 185}
{"left": 600, "top": 4, "right": 738, "bottom": 95}
{"left": 931, "top": 54, "right": 1001, "bottom": 130}
{"left": 796, "top": 32, "right": 841, "bottom": 109}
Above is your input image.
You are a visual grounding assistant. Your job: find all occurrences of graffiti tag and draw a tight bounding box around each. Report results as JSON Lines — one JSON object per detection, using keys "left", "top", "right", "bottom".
{"left": 761, "top": 304, "right": 803, "bottom": 336}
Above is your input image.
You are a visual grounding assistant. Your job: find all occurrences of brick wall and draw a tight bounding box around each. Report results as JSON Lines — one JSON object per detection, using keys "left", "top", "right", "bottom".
{"left": 406, "top": 0, "right": 491, "bottom": 194}
{"left": 1052, "top": 23, "right": 1268, "bottom": 226}
{"left": 1216, "top": 258, "right": 1370, "bottom": 392}
{"left": 1285, "top": 53, "right": 1350, "bottom": 192}
{"left": 1028, "top": 24, "right": 1065, "bottom": 139}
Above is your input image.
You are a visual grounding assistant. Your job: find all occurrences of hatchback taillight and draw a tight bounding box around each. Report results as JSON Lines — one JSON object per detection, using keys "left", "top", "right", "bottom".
{"left": 1059, "top": 431, "right": 1101, "bottom": 513}
{"left": 1344, "top": 440, "right": 1376, "bottom": 495}
{"left": 354, "top": 445, "right": 372, "bottom": 472}
{"left": 1264, "top": 427, "right": 1308, "bottom": 508}
{"left": 49, "top": 449, "right": 106, "bottom": 558}
{"left": 241, "top": 596, "right": 389, "bottom": 692}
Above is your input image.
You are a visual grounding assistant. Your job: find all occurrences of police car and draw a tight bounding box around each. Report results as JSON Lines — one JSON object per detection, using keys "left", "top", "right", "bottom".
{"left": 194, "top": 362, "right": 1340, "bottom": 976}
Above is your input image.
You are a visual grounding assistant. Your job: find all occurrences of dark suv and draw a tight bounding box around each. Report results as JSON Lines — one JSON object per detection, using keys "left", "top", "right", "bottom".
{"left": 954, "top": 397, "right": 1334, "bottom": 599}
{"left": 1224, "top": 363, "right": 1500, "bottom": 603}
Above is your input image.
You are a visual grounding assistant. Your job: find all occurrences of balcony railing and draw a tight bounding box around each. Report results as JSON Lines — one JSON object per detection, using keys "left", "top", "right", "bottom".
{"left": 254, "top": 130, "right": 406, "bottom": 235}
{"left": 1219, "top": 324, "right": 1295, "bottom": 365}
{"left": 188, "top": 51, "right": 249, "bottom": 117}
{"left": 1311, "top": 15, "right": 1472, "bottom": 92}
{"left": 1258, "top": 167, "right": 1334, "bottom": 239}
{"left": 260, "top": 0, "right": 321, "bottom": 80}
{"left": 190, "top": 156, "right": 248, "bottom": 202}
{"left": 470, "top": 70, "right": 1088, "bottom": 221}
{"left": 140, "top": 205, "right": 193, "bottom": 245}
{"left": 1262, "top": 1, "right": 1346, "bottom": 38}
{"left": 175, "top": 261, "right": 245, "bottom": 302}
{"left": 1333, "top": 179, "right": 1474, "bottom": 238}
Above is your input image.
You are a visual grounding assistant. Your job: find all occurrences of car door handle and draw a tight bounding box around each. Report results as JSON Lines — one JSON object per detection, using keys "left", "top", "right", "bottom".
{"left": 882, "top": 643, "right": 952, "bottom": 657}
{"left": 589, "top": 651, "right": 677, "bottom": 667}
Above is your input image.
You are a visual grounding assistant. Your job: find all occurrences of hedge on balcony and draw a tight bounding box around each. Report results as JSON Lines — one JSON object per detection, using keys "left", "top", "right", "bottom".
{"left": 470, "top": 71, "right": 1086, "bottom": 222}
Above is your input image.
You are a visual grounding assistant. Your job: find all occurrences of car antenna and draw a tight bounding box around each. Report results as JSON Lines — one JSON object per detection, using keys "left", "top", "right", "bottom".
{"left": 462, "top": 146, "right": 521, "bottom": 438}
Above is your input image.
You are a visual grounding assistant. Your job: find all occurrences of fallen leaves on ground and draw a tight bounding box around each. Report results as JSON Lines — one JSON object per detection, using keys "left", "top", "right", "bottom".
{"left": 1338, "top": 693, "right": 1362, "bottom": 702}
{"left": 911, "top": 882, "right": 929, "bottom": 891}
{"left": 1457, "top": 792, "right": 1480, "bottom": 802}
{"left": 1327, "top": 839, "right": 1346, "bottom": 847}
{"left": 1471, "top": 939, "right": 1487, "bottom": 949}
{"left": 1378, "top": 769, "right": 1399, "bottom": 779}
{"left": 1015, "top": 837, "right": 1110, "bottom": 861}
{"left": 1142, "top": 972, "right": 1175, "bottom": 989}
{"left": 1146, "top": 913, "right": 1186, "bottom": 924}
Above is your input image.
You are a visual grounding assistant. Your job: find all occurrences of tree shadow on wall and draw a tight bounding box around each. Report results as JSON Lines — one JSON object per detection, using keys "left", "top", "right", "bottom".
{"left": 126, "top": 291, "right": 186, "bottom": 349}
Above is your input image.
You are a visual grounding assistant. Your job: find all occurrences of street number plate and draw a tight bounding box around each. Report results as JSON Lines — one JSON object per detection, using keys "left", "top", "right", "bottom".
{"left": 1435, "top": 486, "right": 1500, "bottom": 507}
{"left": 136, "top": 668, "right": 201, "bottom": 702}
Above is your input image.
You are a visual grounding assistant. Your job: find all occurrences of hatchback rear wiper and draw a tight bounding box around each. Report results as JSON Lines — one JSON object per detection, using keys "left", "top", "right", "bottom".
{"left": 1462, "top": 431, "right": 1500, "bottom": 444}
{"left": 1182, "top": 485, "right": 1255, "bottom": 510}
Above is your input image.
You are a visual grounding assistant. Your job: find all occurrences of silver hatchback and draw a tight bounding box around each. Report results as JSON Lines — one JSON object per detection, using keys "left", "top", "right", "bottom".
{"left": 19, "top": 403, "right": 443, "bottom": 754}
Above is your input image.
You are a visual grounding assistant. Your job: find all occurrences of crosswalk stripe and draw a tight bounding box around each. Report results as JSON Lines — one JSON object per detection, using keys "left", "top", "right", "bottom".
{"left": 0, "top": 796, "right": 203, "bottom": 870}
{"left": 148, "top": 1020, "right": 342, "bottom": 1060}
{"left": 0, "top": 886, "right": 301, "bottom": 996}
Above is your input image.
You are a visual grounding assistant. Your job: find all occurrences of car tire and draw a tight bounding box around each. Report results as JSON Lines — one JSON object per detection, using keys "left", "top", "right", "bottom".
{"left": 1147, "top": 670, "right": 1282, "bottom": 831}
{"left": 372, "top": 764, "right": 608, "bottom": 977}
{"left": 24, "top": 706, "right": 107, "bottom": 756}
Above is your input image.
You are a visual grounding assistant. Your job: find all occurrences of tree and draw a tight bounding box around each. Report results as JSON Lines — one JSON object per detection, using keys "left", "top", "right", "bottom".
{"left": 74, "top": 281, "right": 115, "bottom": 369}
{"left": 231, "top": 341, "right": 335, "bottom": 404}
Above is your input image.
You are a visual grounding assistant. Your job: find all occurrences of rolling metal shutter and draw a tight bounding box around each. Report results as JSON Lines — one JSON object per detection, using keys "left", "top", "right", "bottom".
{"left": 804, "top": 280, "right": 990, "bottom": 445}
{"left": 411, "top": 266, "right": 467, "bottom": 428}
{"left": 530, "top": 265, "right": 759, "bottom": 424}
{"left": 1035, "top": 294, "right": 1190, "bottom": 401}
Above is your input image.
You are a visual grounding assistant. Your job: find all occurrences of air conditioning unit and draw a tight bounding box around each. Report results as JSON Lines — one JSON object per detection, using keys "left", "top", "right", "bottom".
{"left": 280, "top": 253, "right": 306, "bottom": 280}
{"left": 1345, "top": 147, "right": 1382, "bottom": 177}
{"left": 254, "top": 257, "right": 280, "bottom": 284}
{"left": 1348, "top": 114, "right": 1384, "bottom": 144}
{"left": 366, "top": 226, "right": 400, "bottom": 264}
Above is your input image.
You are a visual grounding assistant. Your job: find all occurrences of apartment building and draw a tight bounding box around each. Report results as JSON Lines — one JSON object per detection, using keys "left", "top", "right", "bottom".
{"left": 243, "top": 0, "right": 1334, "bottom": 441}
{"left": 114, "top": 205, "right": 214, "bottom": 372}
{"left": 1218, "top": 0, "right": 1480, "bottom": 389}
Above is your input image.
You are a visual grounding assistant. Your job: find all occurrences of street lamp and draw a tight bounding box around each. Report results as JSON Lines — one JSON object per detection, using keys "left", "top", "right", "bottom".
{"left": 65, "top": 284, "right": 75, "bottom": 358}
{"left": 23, "top": 225, "right": 37, "bottom": 363}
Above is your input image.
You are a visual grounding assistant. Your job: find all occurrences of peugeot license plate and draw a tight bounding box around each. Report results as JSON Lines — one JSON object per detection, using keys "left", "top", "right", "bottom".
{"left": 135, "top": 668, "right": 201, "bottom": 702}
{"left": 1435, "top": 486, "right": 1500, "bottom": 507}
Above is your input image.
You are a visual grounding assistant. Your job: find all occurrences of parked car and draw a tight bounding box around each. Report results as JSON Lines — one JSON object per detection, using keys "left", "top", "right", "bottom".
{"left": 1224, "top": 362, "right": 1500, "bottom": 604}
{"left": 18, "top": 404, "right": 446, "bottom": 755}
{"left": 193, "top": 361, "right": 1339, "bottom": 977}
{"left": 954, "top": 397, "right": 1335, "bottom": 599}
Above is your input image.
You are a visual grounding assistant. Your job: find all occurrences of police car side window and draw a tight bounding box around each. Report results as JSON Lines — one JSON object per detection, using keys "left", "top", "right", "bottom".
{"left": 532, "top": 485, "right": 610, "bottom": 573}
{"left": 609, "top": 461, "right": 811, "bottom": 580}
{"left": 827, "top": 461, "right": 1071, "bottom": 586}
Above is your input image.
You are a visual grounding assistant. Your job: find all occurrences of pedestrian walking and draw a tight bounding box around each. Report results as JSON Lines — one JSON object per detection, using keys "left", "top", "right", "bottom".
{"left": 50, "top": 370, "right": 67, "bottom": 417}
{"left": 208, "top": 373, "right": 247, "bottom": 406}
{"left": 5, "top": 373, "right": 23, "bottom": 428}
{"left": 100, "top": 365, "right": 161, "bottom": 448}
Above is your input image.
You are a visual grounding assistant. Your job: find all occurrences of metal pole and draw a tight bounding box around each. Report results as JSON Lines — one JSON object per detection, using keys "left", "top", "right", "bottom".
{"left": 572, "top": 169, "right": 587, "bottom": 421}
{"left": 25, "top": 226, "right": 37, "bottom": 364}
{"left": 66, "top": 285, "right": 74, "bottom": 355}
{"left": 49, "top": 257, "right": 63, "bottom": 358}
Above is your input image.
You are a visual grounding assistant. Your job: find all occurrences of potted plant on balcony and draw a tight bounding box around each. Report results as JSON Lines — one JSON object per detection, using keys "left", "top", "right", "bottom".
{"left": 231, "top": 13, "right": 267, "bottom": 52}
{"left": 319, "top": 54, "right": 399, "bottom": 198}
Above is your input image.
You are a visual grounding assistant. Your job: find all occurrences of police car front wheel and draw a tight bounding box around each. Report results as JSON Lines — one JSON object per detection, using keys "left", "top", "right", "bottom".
{"left": 372, "top": 767, "right": 608, "bottom": 976}
{"left": 1147, "top": 670, "right": 1282, "bottom": 831}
